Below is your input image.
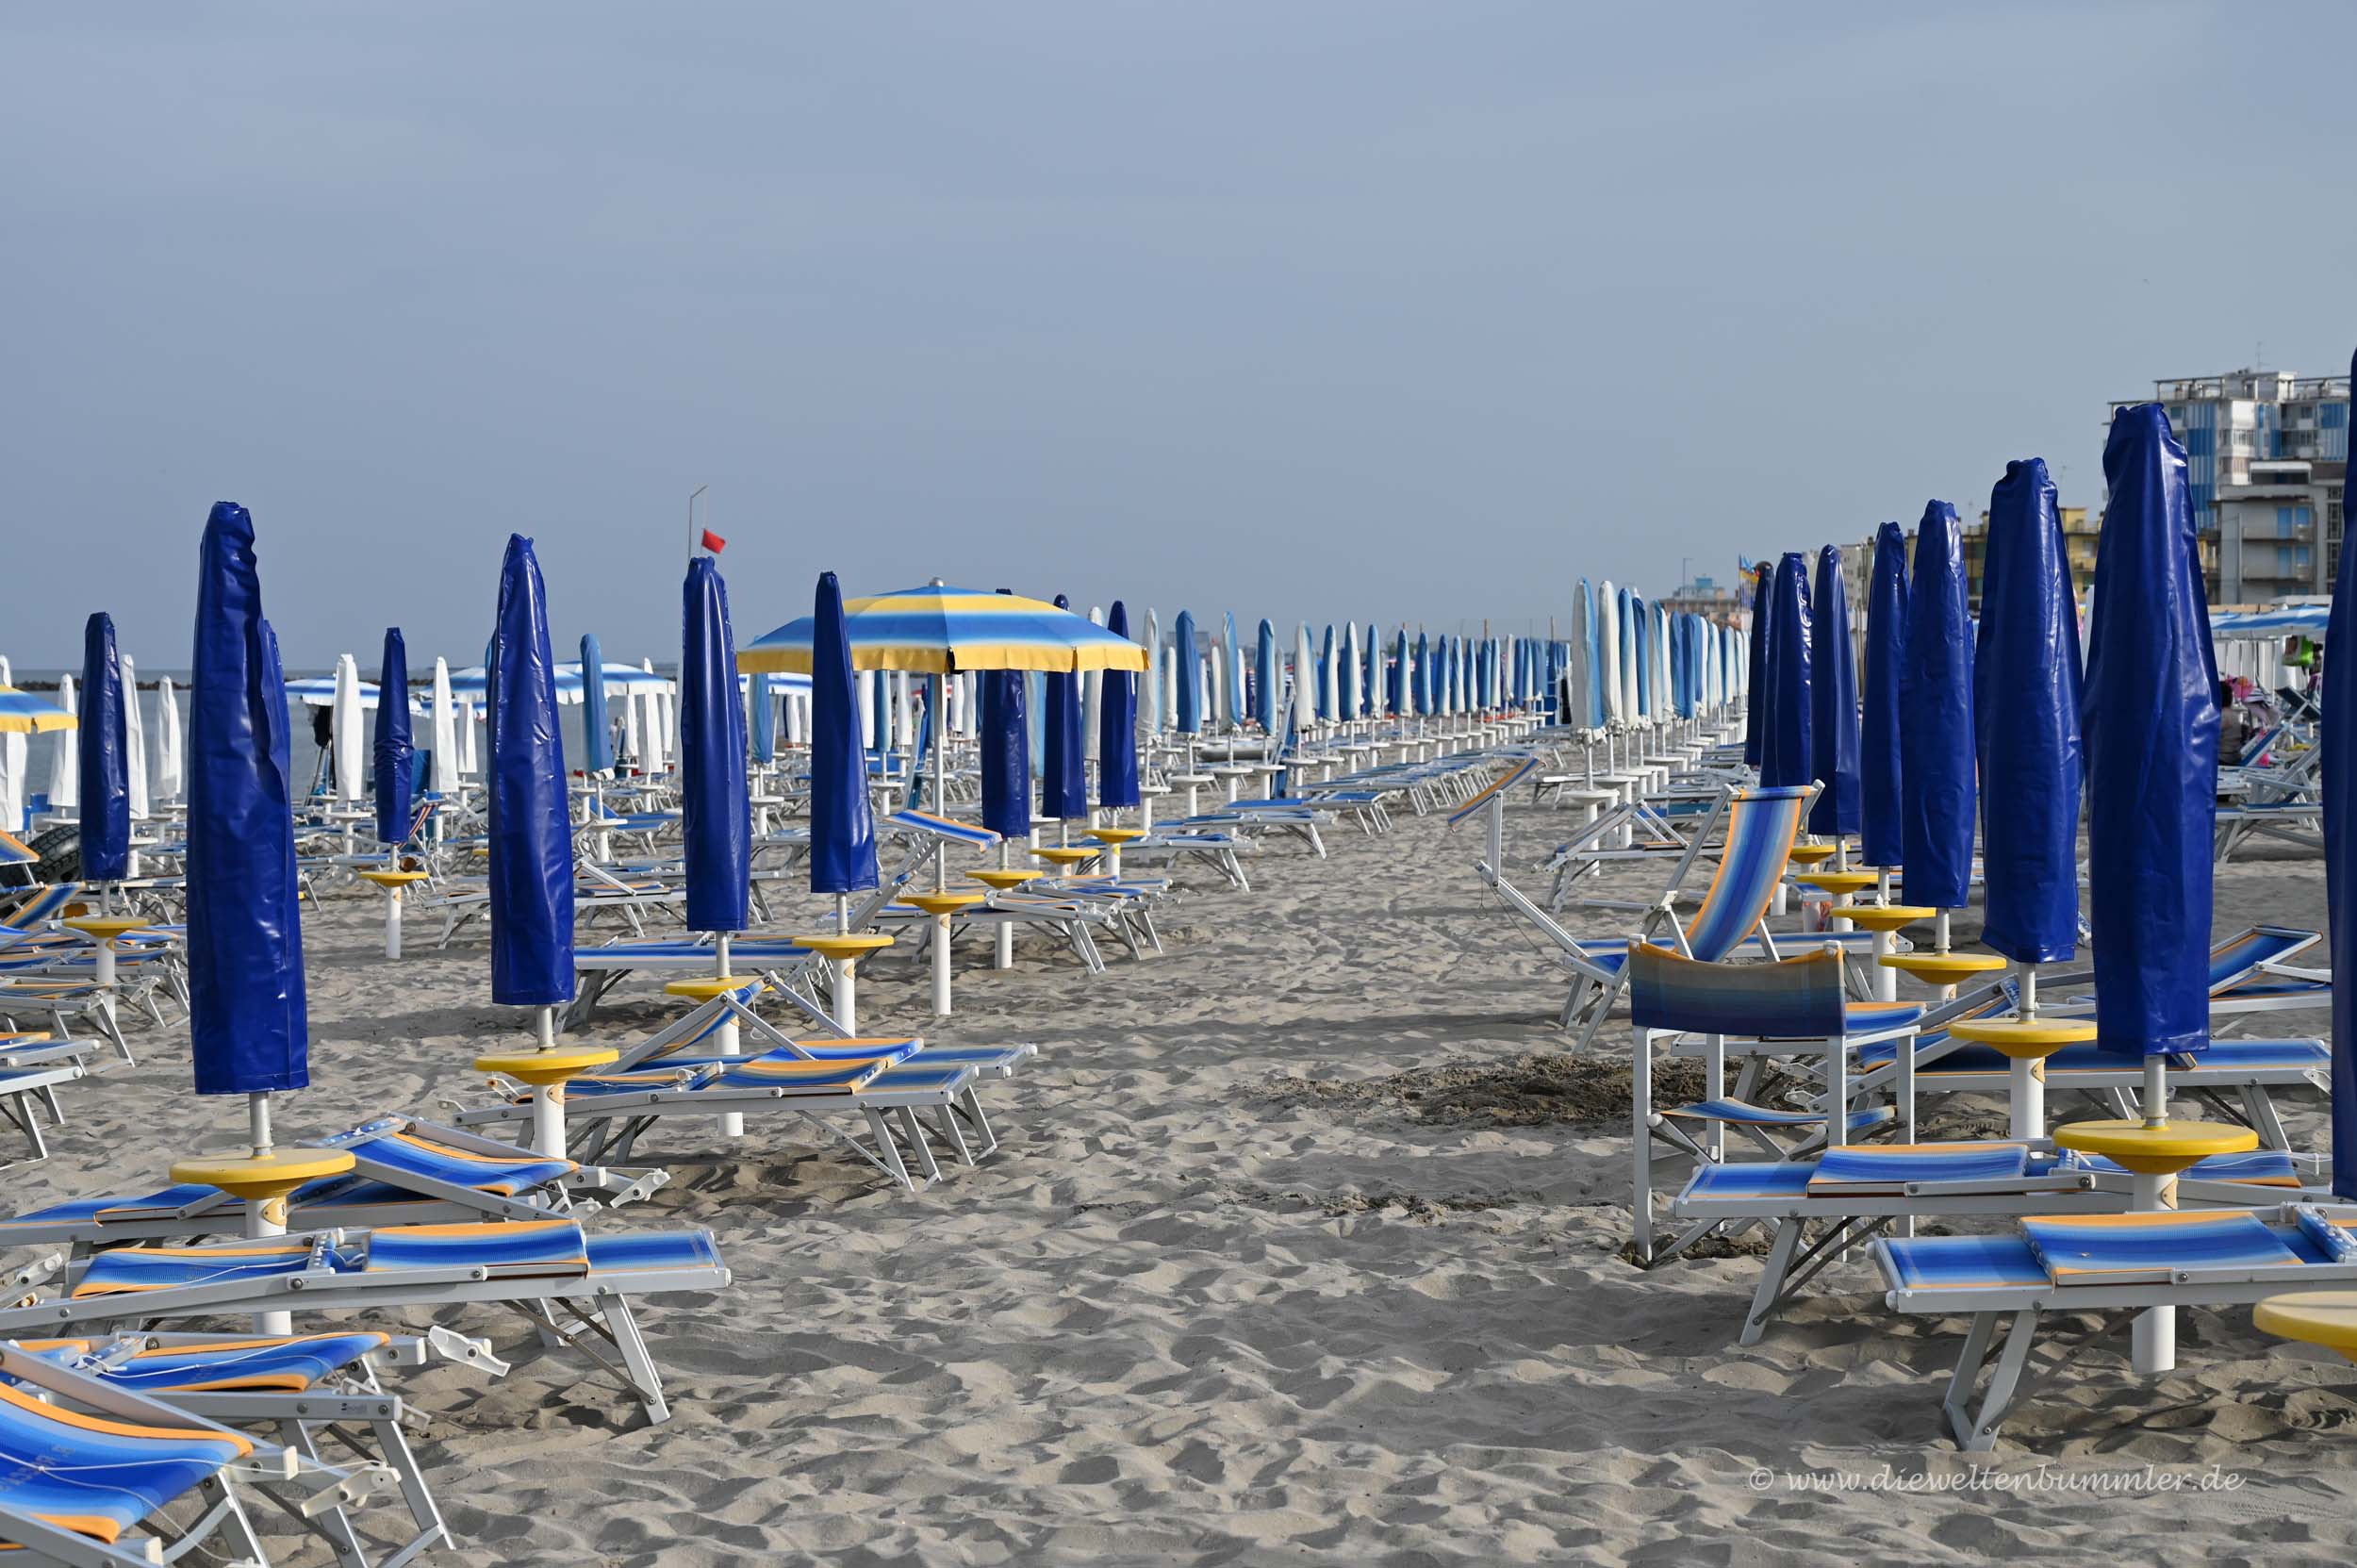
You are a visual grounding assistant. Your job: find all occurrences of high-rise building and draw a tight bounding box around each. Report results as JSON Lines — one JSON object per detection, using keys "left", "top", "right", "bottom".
{"left": 2108, "top": 370, "right": 2349, "bottom": 602}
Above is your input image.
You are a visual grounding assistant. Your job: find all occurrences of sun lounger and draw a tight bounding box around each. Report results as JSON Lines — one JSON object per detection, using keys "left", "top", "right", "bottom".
{"left": 0, "top": 1339, "right": 395, "bottom": 1566}
{"left": 1668, "top": 1141, "right": 2306, "bottom": 1344}
{"left": 0, "top": 1217, "right": 727, "bottom": 1425}
{"left": 0, "top": 1115, "right": 649, "bottom": 1256}
{"left": 23, "top": 1329, "right": 494, "bottom": 1566}
{"left": 459, "top": 983, "right": 1034, "bottom": 1190}
{"left": 1629, "top": 940, "right": 1923, "bottom": 1263}
{"left": 1875, "top": 1204, "right": 2357, "bottom": 1449}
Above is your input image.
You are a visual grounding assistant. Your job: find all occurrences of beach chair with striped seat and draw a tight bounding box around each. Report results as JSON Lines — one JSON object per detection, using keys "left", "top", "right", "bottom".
{"left": 1479, "top": 783, "right": 1888, "bottom": 1045}
{"left": 0, "top": 1218, "right": 729, "bottom": 1427}
{"left": 462, "top": 982, "right": 1034, "bottom": 1189}
{"left": 1668, "top": 1140, "right": 2307, "bottom": 1344}
{"left": 1629, "top": 942, "right": 1922, "bottom": 1264}
{"left": 21, "top": 1329, "right": 489, "bottom": 1567}
{"left": 1873, "top": 1204, "right": 2357, "bottom": 1450}
{"left": 0, "top": 1116, "right": 630, "bottom": 1257}
{"left": 0, "top": 1340, "right": 393, "bottom": 1566}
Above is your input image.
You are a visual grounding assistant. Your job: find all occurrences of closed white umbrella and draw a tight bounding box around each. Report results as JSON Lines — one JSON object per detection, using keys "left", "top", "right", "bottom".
{"left": 330, "top": 653, "right": 364, "bottom": 804}
{"left": 122, "top": 653, "right": 150, "bottom": 820}
{"left": 1294, "top": 624, "right": 1316, "bottom": 729}
{"left": 153, "top": 676, "right": 183, "bottom": 801}
{"left": 0, "top": 657, "right": 20, "bottom": 834}
{"left": 639, "top": 658, "right": 668, "bottom": 773}
{"left": 46, "top": 673, "right": 78, "bottom": 810}
{"left": 1598, "top": 583, "right": 1624, "bottom": 725}
{"left": 1145, "top": 609, "right": 1162, "bottom": 734}
{"left": 430, "top": 658, "right": 459, "bottom": 794}
{"left": 1206, "top": 650, "right": 1225, "bottom": 733}
{"left": 457, "top": 697, "right": 479, "bottom": 776}
{"left": 1081, "top": 606, "right": 1103, "bottom": 764}
{"left": 1340, "top": 622, "right": 1360, "bottom": 720}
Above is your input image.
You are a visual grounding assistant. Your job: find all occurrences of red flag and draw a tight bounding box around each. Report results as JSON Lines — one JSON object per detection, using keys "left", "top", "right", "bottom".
{"left": 701, "top": 528, "right": 727, "bottom": 554}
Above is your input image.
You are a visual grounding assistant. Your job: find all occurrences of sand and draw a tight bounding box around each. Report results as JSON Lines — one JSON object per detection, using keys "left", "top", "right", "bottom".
{"left": 13, "top": 787, "right": 2352, "bottom": 1566}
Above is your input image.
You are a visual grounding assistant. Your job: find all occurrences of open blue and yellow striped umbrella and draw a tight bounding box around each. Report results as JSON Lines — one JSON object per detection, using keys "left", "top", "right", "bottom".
{"left": 740, "top": 581, "right": 1147, "bottom": 674}
{"left": 0, "top": 686, "right": 75, "bottom": 734}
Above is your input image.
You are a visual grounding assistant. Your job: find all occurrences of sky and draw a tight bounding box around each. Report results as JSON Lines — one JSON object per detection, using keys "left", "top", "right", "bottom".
{"left": 5, "top": 1, "right": 2353, "bottom": 671}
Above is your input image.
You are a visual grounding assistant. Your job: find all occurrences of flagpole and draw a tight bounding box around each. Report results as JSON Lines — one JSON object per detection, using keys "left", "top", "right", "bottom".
{"left": 687, "top": 483, "right": 708, "bottom": 561}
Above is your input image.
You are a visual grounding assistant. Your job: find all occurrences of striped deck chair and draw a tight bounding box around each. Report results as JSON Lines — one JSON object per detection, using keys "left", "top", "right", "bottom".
{"left": 1629, "top": 942, "right": 1921, "bottom": 1264}
{"left": 1873, "top": 1204, "right": 2357, "bottom": 1450}
{"left": 0, "top": 1218, "right": 729, "bottom": 1426}
{"left": 0, "top": 883, "right": 81, "bottom": 940}
{"left": 25, "top": 1329, "right": 482, "bottom": 1565}
{"left": 1670, "top": 1139, "right": 2307, "bottom": 1345}
{"left": 1484, "top": 783, "right": 1885, "bottom": 1046}
{"left": 0, "top": 1115, "right": 615, "bottom": 1255}
{"left": 0, "top": 1340, "right": 393, "bottom": 1566}
{"left": 470, "top": 980, "right": 1033, "bottom": 1190}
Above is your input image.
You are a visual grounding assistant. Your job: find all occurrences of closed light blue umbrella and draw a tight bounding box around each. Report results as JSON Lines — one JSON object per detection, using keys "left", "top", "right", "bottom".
{"left": 78, "top": 613, "right": 130, "bottom": 885}
{"left": 2326, "top": 351, "right": 2357, "bottom": 1198}
{"left": 372, "top": 628, "right": 413, "bottom": 846}
{"left": 1901, "top": 503, "right": 1976, "bottom": 911}
{"left": 681, "top": 557, "right": 750, "bottom": 934}
{"left": 1577, "top": 582, "right": 1604, "bottom": 728}
{"left": 486, "top": 536, "right": 574, "bottom": 1011}
{"left": 1101, "top": 602, "right": 1140, "bottom": 810}
{"left": 750, "top": 672, "right": 776, "bottom": 765}
{"left": 1173, "top": 613, "right": 1202, "bottom": 735}
{"left": 1977, "top": 458, "right": 2083, "bottom": 964}
{"left": 1235, "top": 613, "right": 1254, "bottom": 731}
{"left": 1630, "top": 600, "right": 1651, "bottom": 719}
{"left": 1040, "top": 595, "right": 1086, "bottom": 821}
{"left": 1254, "top": 619, "right": 1277, "bottom": 734}
{"left": 578, "top": 634, "right": 612, "bottom": 773}
{"left": 809, "top": 571, "right": 879, "bottom": 900}
{"left": 1809, "top": 545, "right": 1861, "bottom": 838}
{"left": 2085, "top": 405, "right": 2219, "bottom": 1059}
{"left": 1744, "top": 563, "right": 1771, "bottom": 766}
{"left": 187, "top": 500, "right": 309, "bottom": 1097}
{"left": 1360, "top": 623, "right": 1376, "bottom": 718}
{"left": 1759, "top": 553, "right": 1813, "bottom": 789}
{"left": 1859, "top": 522, "right": 1908, "bottom": 869}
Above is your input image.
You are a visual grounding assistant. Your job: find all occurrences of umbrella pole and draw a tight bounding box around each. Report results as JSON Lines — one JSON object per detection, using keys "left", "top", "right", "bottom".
{"left": 996, "top": 842, "right": 1014, "bottom": 970}
{"left": 2132, "top": 1055, "right": 2176, "bottom": 1373}
{"left": 247, "top": 1091, "right": 294, "bottom": 1333}
{"left": 2008, "top": 961, "right": 2044, "bottom": 1142}
{"left": 714, "top": 933, "right": 743, "bottom": 1136}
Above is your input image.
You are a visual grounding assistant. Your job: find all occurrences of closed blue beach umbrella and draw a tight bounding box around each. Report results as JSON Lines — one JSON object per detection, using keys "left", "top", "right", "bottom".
{"left": 1977, "top": 459, "right": 2084, "bottom": 964}
{"left": 77, "top": 613, "right": 130, "bottom": 885}
{"left": 373, "top": 628, "right": 413, "bottom": 847}
{"left": 1100, "top": 602, "right": 1141, "bottom": 810}
{"left": 1175, "top": 611, "right": 1201, "bottom": 734}
{"left": 486, "top": 535, "right": 574, "bottom": 1011}
{"left": 681, "top": 556, "right": 750, "bottom": 934}
{"left": 1859, "top": 522, "right": 1908, "bottom": 868}
{"left": 1900, "top": 503, "right": 1975, "bottom": 912}
{"left": 1040, "top": 595, "right": 1086, "bottom": 821}
{"left": 1809, "top": 545, "right": 1860, "bottom": 837}
{"left": 2085, "top": 406, "right": 2219, "bottom": 1058}
{"left": 187, "top": 501, "right": 310, "bottom": 1097}
{"left": 1759, "top": 553, "right": 1812, "bottom": 790}
{"left": 810, "top": 571, "right": 879, "bottom": 899}
{"left": 1743, "top": 563, "right": 1771, "bottom": 766}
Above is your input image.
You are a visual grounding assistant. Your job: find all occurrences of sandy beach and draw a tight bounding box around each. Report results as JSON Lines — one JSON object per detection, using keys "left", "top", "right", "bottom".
{"left": 11, "top": 788, "right": 2345, "bottom": 1567}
